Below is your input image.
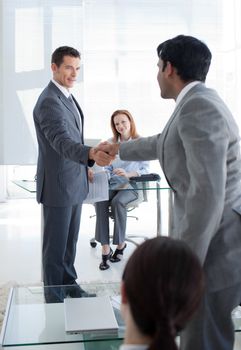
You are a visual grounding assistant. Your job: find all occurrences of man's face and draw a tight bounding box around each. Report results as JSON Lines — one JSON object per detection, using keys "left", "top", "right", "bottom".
{"left": 51, "top": 55, "right": 81, "bottom": 89}
{"left": 157, "top": 57, "right": 174, "bottom": 99}
{"left": 157, "top": 58, "right": 167, "bottom": 98}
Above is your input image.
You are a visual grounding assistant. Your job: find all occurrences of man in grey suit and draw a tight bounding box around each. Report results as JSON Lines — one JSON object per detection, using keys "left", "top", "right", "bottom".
{"left": 33, "top": 46, "right": 113, "bottom": 302}
{"left": 98, "top": 35, "right": 241, "bottom": 349}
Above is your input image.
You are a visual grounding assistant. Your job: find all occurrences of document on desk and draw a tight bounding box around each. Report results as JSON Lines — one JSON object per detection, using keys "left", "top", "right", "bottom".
{"left": 83, "top": 171, "right": 109, "bottom": 204}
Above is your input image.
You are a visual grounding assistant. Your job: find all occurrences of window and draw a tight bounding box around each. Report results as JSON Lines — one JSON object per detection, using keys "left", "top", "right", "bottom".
{"left": 1, "top": 0, "right": 241, "bottom": 172}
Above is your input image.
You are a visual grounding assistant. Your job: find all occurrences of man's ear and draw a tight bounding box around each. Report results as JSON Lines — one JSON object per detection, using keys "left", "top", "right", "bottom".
{"left": 166, "top": 61, "right": 175, "bottom": 76}
{"left": 51, "top": 63, "right": 57, "bottom": 73}
{"left": 121, "top": 281, "right": 128, "bottom": 304}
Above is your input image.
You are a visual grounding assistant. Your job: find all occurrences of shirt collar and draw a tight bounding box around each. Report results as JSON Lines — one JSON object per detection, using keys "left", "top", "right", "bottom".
{"left": 175, "top": 81, "right": 202, "bottom": 107}
{"left": 118, "top": 136, "right": 132, "bottom": 143}
{"left": 51, "top": 79, "right": 71, "bottom": 99}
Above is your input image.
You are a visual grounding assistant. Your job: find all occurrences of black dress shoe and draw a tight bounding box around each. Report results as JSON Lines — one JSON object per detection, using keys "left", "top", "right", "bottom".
{"left": 65, "top": 285, "right": 96, "bottom": 298}
{"left": 99, "top": 248, "right": 113, "bottom": 270}
{"left": 44, "top": 286, "right": 65, "bottom": 303}
{"left": 110, "top": 243, "right": 127, "bottom": 263}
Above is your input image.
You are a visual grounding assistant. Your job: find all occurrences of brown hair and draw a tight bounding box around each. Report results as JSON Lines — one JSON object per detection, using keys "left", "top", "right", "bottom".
{"left": 110, "top": 109, "right": 139, "bottom": 143}
{"left": 122, "top": 236, "right": 204, "bottom": 350}
{"left": 51, "top": 46, "right": 80, "bottom": 67}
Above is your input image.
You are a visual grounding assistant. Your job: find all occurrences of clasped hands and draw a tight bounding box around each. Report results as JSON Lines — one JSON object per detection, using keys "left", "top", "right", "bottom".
{"left": 89, "top": 141, "right": 119, "bottom": 166}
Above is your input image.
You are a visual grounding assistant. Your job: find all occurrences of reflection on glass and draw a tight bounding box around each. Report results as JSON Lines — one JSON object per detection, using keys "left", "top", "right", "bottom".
{"left": 17, "top": 88, "right": 43, "bottom": 145}
{"left": 15, "top": 7, "right": 44, "bottom": 72}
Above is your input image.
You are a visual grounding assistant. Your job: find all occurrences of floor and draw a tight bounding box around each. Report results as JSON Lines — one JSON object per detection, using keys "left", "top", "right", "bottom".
{"left": 0, "top": 193, "right": 162, "bottom": 286}
{"left": 0, "top": 193, "right": 157, "bottom": 350}
{"left": 0, "top": 196, "right": 241, "bottom": 349}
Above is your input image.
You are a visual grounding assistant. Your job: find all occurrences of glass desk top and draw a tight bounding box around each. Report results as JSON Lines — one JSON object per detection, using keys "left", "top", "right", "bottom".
{"left": 1, "top": 283, "right": 241, "bottom": 349}
{"left": 232, "top": 307, "right": 241, "bottom": 332}
{"left": 1, "top": 283, "right": 124, "bottom": 347}
{"left": 12, "top": 180, "right": 36, "bottom": 193}
{"left": 13, "top": 178, "right": 172, "bottom": 237}
{"left": 12, "top": 179, "right": 171, "bottom": 192}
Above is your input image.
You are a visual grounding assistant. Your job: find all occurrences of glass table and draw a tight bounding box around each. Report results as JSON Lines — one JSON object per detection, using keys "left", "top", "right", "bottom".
{"left": 12, "top": 179, "right": 36, "bottom": 193}
{"left": 1, "top": 283, "right": 241, "bottom": 349}
{"left": 0, "top": 283, "right": 124, "bottom": 349}
{"left": 233, "top": 307, "right": 241, "bottom": 332}
{"left": 13, "top": 177, "right": 173, "bottom": 237}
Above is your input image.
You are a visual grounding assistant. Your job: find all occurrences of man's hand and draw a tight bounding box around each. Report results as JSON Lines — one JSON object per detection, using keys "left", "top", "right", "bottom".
{"left": 89, "top": 147, "right": 115, "bottom": 166}
{"left": 97, "top": 141, "right": 120, "bottom": 156}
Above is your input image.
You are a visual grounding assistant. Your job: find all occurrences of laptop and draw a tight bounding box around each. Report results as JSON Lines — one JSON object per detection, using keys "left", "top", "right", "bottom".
{"left": 64, "top": 296, "right": 119, "bottom": 334}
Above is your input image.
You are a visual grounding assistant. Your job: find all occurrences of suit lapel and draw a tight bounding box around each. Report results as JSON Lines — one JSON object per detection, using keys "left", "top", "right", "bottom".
{"left": 48, "top": 81, "right": 83, "bottom": 135}
{"left": 60, "top": 95, "right": 81, "bottom": 130}
{"left": 71, "top": 95, "right": 84, "bottom": 129}
{"left": 160, "top": 83, "right": 205, "bottom": 175}
{"left": 71, "top": 95, "right": 84, "bottom": 143}
{"left": 160, "top": 103, "right": 182, "bottom": 170}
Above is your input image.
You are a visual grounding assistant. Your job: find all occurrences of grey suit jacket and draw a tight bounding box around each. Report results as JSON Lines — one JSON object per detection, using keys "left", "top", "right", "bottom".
{"left": 33, "top": 81, "right": 94, "bottom": 207}
{"left": 120, "top": 83, "right": 241, "bottom": 292}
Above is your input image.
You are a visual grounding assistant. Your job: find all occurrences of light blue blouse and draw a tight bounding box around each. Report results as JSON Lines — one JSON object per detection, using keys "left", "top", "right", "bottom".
{"left": 105, "top": 137, "right": 149, "bottom": 177}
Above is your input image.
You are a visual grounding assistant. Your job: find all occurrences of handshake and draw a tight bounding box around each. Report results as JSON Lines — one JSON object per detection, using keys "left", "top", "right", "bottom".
{"left": 89, "top": 141, "right": 120, "bottom": 166}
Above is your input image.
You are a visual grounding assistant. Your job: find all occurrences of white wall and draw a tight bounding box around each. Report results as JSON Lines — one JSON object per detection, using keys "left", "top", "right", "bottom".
{"left": 0, "top": 166, "right": 7, "bottom": 202}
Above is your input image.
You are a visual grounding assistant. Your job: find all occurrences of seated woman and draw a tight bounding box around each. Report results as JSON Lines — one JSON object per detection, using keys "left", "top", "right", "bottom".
{"left": 120, "top": 236, "right": 204, "bottom": 350}
{"left": 95, "top": 109, "right": 149, "bottom": 270}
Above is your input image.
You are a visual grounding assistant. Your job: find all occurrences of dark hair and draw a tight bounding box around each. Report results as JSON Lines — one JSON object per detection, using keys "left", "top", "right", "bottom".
{"left": 110, "top": 109, "right": 139, "bottom": 143}
{"left": 157, "top": 35, "right": 212, "bottom": 82}
{"left": 51, "top": 46, "right": 80, "bottom": 67}
{"left": 122, "top": 236, "right": 204, "bottom": 350}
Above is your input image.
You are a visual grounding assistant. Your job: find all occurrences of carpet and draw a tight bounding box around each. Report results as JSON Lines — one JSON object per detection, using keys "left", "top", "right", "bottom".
{"left": 0, "top": 281, "right": 45, "bottom": 332}
{"left": 0, "top": 281, "right": 17, "bottom": 330}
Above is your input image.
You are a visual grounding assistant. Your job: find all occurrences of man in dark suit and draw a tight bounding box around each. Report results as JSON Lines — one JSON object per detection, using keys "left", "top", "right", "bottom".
{"left": 98, "top": 35, "right": 241, "bottom": 350}
{"left": 33, "top": 46, "right": 112, "bottom": 302}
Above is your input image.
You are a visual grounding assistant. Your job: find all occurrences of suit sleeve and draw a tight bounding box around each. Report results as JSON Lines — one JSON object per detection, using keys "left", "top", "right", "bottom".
{"left": 177, "top": 96, "right": 229, "bottom": 264}
{"left": 119, "top": 135, "right": 161, "bottom": 161}
{"left": 37, "top": 96, "right": 91, "bottom": 165}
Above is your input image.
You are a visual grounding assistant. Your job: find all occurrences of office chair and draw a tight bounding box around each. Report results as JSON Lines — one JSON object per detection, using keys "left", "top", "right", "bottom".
{"left": 89, "top": 173, "right": 160, "bottom": 247}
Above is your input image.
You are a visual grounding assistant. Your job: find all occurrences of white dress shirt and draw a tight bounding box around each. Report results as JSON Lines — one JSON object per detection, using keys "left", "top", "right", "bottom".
{"left": 175, "top": 80, "right": 202, "bottom": 107}
{"left": 51, "top": 78, "right": 82, "bottom": 128}
{"left": 105, "top": 137, "right": 150, "bottom": 176}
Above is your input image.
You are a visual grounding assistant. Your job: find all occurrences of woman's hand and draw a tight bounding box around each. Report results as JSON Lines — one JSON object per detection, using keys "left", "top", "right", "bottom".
{"left": 113, "top": 168, "right": 128, "bottom": 178}
{"left": 88, "top": 168, "right": 94, "bottom": 183}
{"left": 113, "top": 168, "right": 139, "bottom": 178}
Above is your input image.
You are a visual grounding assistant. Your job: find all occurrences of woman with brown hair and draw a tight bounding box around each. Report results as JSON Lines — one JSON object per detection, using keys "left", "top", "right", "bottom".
{"left": 95, "top": 109, "right": 149, "bottom": 270}
{"left": 120, "top": 236, "right": 204, "bottom": 350}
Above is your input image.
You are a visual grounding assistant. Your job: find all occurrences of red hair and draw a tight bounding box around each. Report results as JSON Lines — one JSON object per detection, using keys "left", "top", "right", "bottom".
{"left": 110, "top": 109, "right": 139, "bottom": 143}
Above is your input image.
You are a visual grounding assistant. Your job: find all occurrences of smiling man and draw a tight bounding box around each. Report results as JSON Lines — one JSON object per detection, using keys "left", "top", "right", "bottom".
{"left": 33, "top": 46, "right": 112, "bottom": 302}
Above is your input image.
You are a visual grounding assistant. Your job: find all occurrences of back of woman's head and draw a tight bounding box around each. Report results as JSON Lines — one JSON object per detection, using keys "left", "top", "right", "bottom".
{"left": 122, "top": 236, "right": 204, "bottom": 350}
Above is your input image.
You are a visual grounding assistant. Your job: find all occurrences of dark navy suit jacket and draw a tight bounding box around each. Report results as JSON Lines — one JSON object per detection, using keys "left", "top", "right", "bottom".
{"left": 33, "top": 81, "right": 94, "bottom": 207}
